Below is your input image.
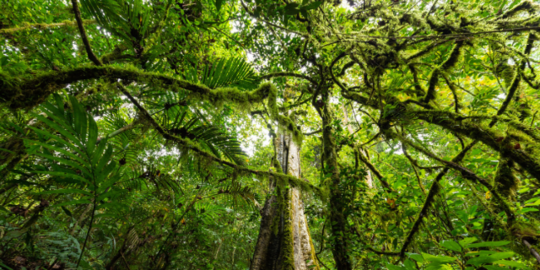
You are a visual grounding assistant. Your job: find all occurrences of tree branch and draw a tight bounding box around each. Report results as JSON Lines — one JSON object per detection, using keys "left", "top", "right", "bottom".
{"left": 116, "top": 83, "right": 320, "bottom": 195}
{"left": 71, "top": 0, "right": 102, "bottom": 66}
{"left": 0, "top": 20, "right": 95, "bottom": 34}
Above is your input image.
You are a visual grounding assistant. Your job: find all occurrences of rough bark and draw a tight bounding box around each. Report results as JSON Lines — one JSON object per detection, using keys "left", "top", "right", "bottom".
{"left": 323, "top": 104, "right": 352, "bottom": 270}
{"left": 251, "top": 131, "right": 319, "bottom": 270}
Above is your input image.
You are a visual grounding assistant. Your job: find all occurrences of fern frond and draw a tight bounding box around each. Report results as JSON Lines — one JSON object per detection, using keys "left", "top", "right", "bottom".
{"left": 182, "top": 57, "right": 260, "bottom": 90}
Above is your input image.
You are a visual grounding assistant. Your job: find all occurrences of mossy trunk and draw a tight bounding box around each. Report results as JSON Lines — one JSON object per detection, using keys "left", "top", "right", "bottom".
{"left": 322, "top": 103, "right": 352, "bottom": 270}
{"left": 251, "top": 131, "right": 319, "bottom": 270}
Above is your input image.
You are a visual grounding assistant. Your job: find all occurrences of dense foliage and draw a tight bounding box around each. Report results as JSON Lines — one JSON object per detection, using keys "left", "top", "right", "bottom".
{"left": 1, "top": 0, "right": 540, "bottom": 269}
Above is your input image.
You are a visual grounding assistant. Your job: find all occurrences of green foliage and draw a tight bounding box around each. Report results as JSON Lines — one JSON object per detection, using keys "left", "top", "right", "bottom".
{"left": 1, "top": 0, "right": 540, "bottom": 269}
{"left": 183, "top": 57, "right": 260, "bottom": 90}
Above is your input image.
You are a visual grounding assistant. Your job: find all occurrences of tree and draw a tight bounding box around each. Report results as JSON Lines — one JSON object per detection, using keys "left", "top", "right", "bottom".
{"left": 1, "top": 0, "right": 540, "bottom": 269}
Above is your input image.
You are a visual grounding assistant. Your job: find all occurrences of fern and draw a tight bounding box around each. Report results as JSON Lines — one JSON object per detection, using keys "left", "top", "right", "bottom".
{"left": 216, "top": 182, "right": 260, "bottom": 209}
{"left": 80, "top": 0, "right": 153, "bottom": 44}
{"left": 162, "top": 106, "right": 247, "bottom": 165}
{"left": 182, "top": 57, "right": 260, "bottom": 90}
{"left": 23, "top": 94, "right": 124, "bottom": 267}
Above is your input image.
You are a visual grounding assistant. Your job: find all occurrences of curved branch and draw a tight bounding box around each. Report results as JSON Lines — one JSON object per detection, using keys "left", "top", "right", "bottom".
{"left": 116, "top": 83, "right": 319, "bottom": 196}
{"left": 71, "top": 0, "right": 102, "bottom": 66}
{"left": 356, "top": 148, "right": 392, "bottom": 192}
{"left": 0, "top": 20, "right": 95, "bottom": 34}
{"left": 392, "top": 131, "right": 515, "bottom": 224}
{"left": 343, "top": 91, "right": 540, "bottom": 181}
{"left": 398, "top": 141, "right": 477, "bottom": 258}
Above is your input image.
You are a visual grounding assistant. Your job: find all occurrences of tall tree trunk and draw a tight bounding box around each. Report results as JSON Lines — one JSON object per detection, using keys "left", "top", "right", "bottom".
{"left": 322, "top": 102, "right": 352, "bottom": 270}
{"left": 251, "top": 130, "right": 320, "bottom": 270}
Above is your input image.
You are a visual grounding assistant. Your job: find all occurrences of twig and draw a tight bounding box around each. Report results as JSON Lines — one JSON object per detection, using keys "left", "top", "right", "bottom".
{"left": 523, "top": 239, "right": 540, "bottom": 264}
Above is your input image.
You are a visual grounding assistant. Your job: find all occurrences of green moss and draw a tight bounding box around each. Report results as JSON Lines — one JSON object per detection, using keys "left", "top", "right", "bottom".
{"left": 266, "top": 84, "right": 304, "bottom": 146}
{"left": 493, "top": 157, "right": 518, "bottom": 200}
{"left": 280, "top": 186, "right": 295, "bottom": 270}
{"left": 424, "top": 42, "right": 463, "bottom": 103}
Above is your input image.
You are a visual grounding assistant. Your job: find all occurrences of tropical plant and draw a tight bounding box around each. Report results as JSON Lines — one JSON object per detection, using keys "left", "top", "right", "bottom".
{"left": 0, "top": 0, "right": 540, "bottom": 269}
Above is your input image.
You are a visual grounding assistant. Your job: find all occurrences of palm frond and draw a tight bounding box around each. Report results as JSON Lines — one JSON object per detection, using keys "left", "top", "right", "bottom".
{"left": 217, "top": 182, "right": 259, "bottom": 208}
{"left": 22, "top": 94, "right": 123, "bottom": 208}
{"left": 80, "top": 0, "right": 152, "bottom": 42}
{"left": 182, "top": 57, "right": 260, "bottom": 90}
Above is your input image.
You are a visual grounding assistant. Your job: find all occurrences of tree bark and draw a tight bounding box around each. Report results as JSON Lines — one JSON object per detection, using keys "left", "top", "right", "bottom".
{"left": 322, "top": 104, "right": 352, "bottom": 270}
{"left": 251, "top": 130, "right": 319, "bottom": 270}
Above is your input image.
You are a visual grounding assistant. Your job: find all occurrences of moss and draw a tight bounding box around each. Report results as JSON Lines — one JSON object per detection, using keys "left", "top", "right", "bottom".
{"left": 493, "top": 157, "right": 519, "bottom": 199}
{"left": 304, "top": 213, "right": 321, "bottom": 269}
{"left": 266, "top": 84, "right": 304, "bottom": 146}
{"left": 423, "top": 42, "right": 463, "bottom": 103}
{"left": 280, "top": 185, "right": 295, "bottom": 270}
{"left": 510, "top": 220, "right": 540, "bottom": 259}
{"left": 0, "top": 20, "right": 95, "bottom": 34}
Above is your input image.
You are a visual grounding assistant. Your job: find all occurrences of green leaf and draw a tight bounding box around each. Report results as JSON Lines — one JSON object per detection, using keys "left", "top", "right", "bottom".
{"left": 87, "top": 114, "right": 98, "bottom": 154}
{"left": 215, "top": 0, "right": 223, "bottom": 12}
{"left": 425, "top": 263, "right": 451, "bottom": 270}
{"left": 70, "top": 96, "right": 88, "bottom": 143}
{"left": 518, "top": 207, "right": 539, "bottom": 214}
{"left": 421, "top": 253, "right": 457, "bottom": 263}
{"left": 403, "top": 259, "right": 416, "bottom": 270}
{"left": 92, "top": 139, "right": 108, "bottom": 165}
{"left": 24, "top": 138, "right": 87, "bottom": 166}
{"left": 284, "top": 3, "right": 300, "bottom": 15}
{"left": 386, "top": 262, "right": 405, "bottom": 270}
{"left": 466, "top": 241, "right": 510, "bottom": 248}
{"left": 61, "top": 206, "right": 73, "bottom": 217}
{"left": 97, "top": 161, "right": 117, "bottom": 183}
{"left": 32, "top": 152, "right": 92, "bottom": 178}
{"left": 32, "top": 171, "right": 92, "bottom": 186}
{"left": 441, "top": 240, "right": 462, "bottom": 252}
{"left": 459, "top": 237, "right": 478, "bottom": 246}
{"left": 466, "top": 255, "right": 498, "bottom": 266}
{"left": 34, "top": 114, "right": 85, "bottom": 151}
{"left": 302, "top": 1, "right": 322, "bottom": 10}
{"left": 98, "top": 174, "right": 121, "bottom": 194}
{"left": 96, "top": 146, "right": 114, "bottom": 174}
{"left": 492, "top": 260, "right": 530, "bottom": 269}
{"left": 489, "top": 252, "right": 515, "bottom": 260}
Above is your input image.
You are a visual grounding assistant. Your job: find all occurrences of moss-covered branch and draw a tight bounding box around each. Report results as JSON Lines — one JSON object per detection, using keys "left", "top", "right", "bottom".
{"left": 116, "top": 83, "right": 317, "bottom": 195}
{"left": 343, "top": 91, "right": 540, "bottom": 181}
{"left": 392, "top": 131, "right": 516, "bottom": 224}
{"left": 0, "top": 66, "right": 266, "bottom": 110}
{"left": 0, "top": 20, "right": 95, "bottom": 34}
{"left": 423, "top": 41, "right": 464, "bottom": 103}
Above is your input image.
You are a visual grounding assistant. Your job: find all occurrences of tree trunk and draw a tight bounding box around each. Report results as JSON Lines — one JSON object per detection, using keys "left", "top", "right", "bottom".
{"left": 251, "top": 130, "right": 320, "bottom": 270}
{"left": 322, "top": 103, "right": 352, "bottom": 270}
